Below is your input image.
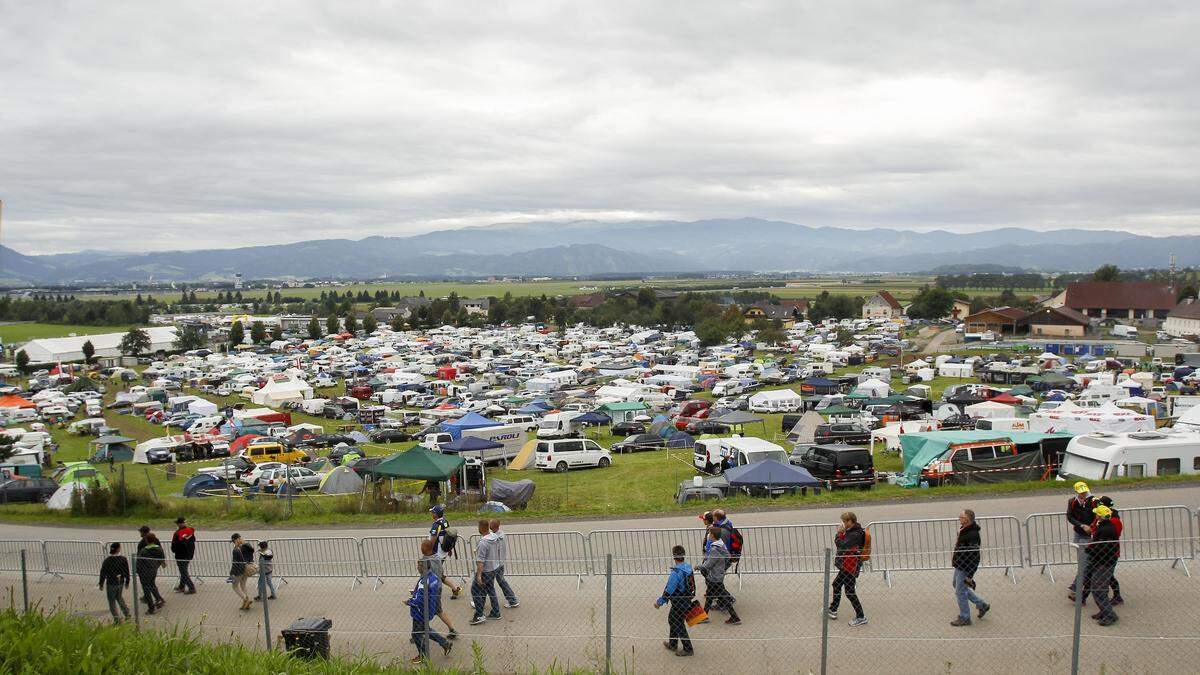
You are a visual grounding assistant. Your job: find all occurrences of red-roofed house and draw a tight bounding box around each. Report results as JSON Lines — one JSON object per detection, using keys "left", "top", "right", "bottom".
{"left": 862, "top": 290, "right": 903, "bottom": 320}
{"left": 568, "top": 292, "right": 606, "bottom": 310}
{"left": 1022, "top": 306, "right": 1090, "bottom": 338}
{"left": 963, "top": 306, "right": 1028, "bottom": 335}
{"left": 1046, "top": 281, "right": 1175, "bottom": 324}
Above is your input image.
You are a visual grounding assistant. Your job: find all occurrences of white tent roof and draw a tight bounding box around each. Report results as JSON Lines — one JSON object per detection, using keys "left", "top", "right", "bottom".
{"left": 251, "top": 375, "right": 314, "bottom": 406}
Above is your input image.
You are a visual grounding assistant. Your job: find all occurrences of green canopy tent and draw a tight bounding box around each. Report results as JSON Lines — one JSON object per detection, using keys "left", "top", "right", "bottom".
{"left": 370, "top": 445, "right": 465, "bottom": 480}
{"left": 815, "top": 405, "right": 860, "bottom": 417}
{"left": 899, "top": 431, "right": 1072, "bottom": 482}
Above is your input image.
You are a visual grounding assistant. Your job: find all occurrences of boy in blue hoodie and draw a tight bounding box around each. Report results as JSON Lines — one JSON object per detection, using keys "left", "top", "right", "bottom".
{"left": 654, "top": 545, "right": 695, "bottom": 656}
{"left": 407, "top": 561, "right": 451, "bottom": 663}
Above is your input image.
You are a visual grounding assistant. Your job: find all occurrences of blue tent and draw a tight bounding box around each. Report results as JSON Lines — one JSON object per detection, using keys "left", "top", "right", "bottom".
{"left": 183, "top": 474, "right": 230, "bottom": 498}
{"left": 802, "top": 377, "right": 841, "bottom": 394}
{"left": 575, "top": 411, "right": 611, "bottom": 426}
{"left": 439, "top": 436, "right": 504, "bottom": 453}
{"left": 440, "top": 412, "right": 500, "bottom": 439}
{"left": 723, "top": 459, "right": 821, "bottom": 488}
{"left": 666, "top": 431, "right": 695, "bottom": 448}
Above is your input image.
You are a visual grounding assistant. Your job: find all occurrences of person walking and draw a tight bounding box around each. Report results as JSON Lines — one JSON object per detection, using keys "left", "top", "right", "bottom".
{"left": 1079, "top": 496, "right": 1124, "bottom": 606}
{"left": 253, "top": 540, "right": 277, "bottom": 600}
{"left": 428, "top": 505, "right": 463, "bottom": 599}
{"left": 228, "top": 533, "right": 256, "bottom": 611}
{"left": 1067, "top": 481, "right": 1098, "bottom": 600}
{"left": 170, "top": 517, "right": 196, "bottom": 594}
{"left": 407, "top": 559, "right": 452, "bottom": 663}
{"left": 418, "top": 539, "right": 458, "bottom": 641}
{"left": 136, "top": 533, "right": 167, "bottom": 614}
{"left": 828, "top": 511, "right": 868, "bottom": 627}
{"left": 950, "top": 509, "right": 990, "bottom": 626}
{"left": 654, "top": 544, "right": 695, "bottom": 656}
{"left": 98, "top": 542, "right": 131, "bottom": 624}
{"left": 699, "top": 526, "right": 741, "bottom": 625}
{"left": 469, "top": 519, "right": 501, "bottom": 624}
{"left": 489, "top": 519, "right": 519, "bottom": 609}
{"left": 136, "top": 525, "right": 151, "bottom": 556}
{"left": 1088, "top": 504, "right": 1121, "bottom": 626}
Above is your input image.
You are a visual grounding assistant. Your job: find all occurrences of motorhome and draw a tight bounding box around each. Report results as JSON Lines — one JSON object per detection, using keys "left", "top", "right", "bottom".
{"left": 425, "top": 423, "right": 528, "bottom": 462}
{"left": 693, "top": 436, "right": 790, "bottom": 473}
{"left": 1059, "top": 430, "right": 1200, "bottom": 480}
{"left": 535, "top": 411, "right": 585, "bottom": 440}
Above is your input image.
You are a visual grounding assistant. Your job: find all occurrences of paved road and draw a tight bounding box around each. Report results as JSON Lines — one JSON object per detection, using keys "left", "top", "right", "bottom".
{"left": 920, "top": 327, "right": 960, "bottom": 355}
{"left": 3, "top": 484, "right": 1198, "bottom": 673}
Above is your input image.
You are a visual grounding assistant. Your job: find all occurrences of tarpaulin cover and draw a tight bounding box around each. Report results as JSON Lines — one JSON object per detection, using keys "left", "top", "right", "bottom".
{"left": 901, "top": 431, "right": 1069, "bottom": 477}
{"left": 723, "top": 459, "right": 821, "bottom": 488}
{"left": 489, "top": 478, "right": 535, "bottom": 508}
{"left": 950, "top": 450, "right": 1043, "bottom": 485}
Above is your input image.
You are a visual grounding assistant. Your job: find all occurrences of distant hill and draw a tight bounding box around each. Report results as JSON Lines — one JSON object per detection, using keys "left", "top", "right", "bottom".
{"left": 2, "top": 218, "right": 1195, "bottom": 284}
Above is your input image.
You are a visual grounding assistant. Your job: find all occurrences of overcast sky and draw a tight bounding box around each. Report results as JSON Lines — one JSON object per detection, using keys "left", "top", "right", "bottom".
{"left": 2, "top": 2, "right": 1198, "bottom": 254}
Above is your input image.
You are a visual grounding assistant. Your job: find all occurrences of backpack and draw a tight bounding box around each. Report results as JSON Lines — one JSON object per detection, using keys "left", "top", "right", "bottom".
{"left": 440, "top": 528, "right": 459, "bottom": 556}
{"left": 680, "top": 570, "right": 696, "bottom": 598}
{"left": 860, "top": 528, "right": 872, "bottom": 563}
{"left": 727, "top": 526, "right": 744, "bottom": 559}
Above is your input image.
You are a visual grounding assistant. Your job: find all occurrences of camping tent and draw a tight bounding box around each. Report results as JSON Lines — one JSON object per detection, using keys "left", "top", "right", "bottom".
{"left": 188, "top": 398, "right": 219, "bottom": 416}
{"left": 748, "top": 389, "right": 803, "bottom": 412}
{"left": 370, "top": 446, "right": 465, "bottom": 480}
{"left": 787, "top": 410, "right": 825, "bottom": 444}
{"left": 0, "top": 394, "right": 36, "bottom": 410}
{"left": 509, "top": 440, "right": 538, "bottom": 470}
{"left": 723, "top": 459, "right": 821, "bottom": 489}
{"left": 46, "top": 481, "right": 88, "bottom": 510}
{"left": 964, "top": 400, "right": 1016, "bottom": 419}
{"left": 251, "top": 375, "right": 314, "bottom": 407}
{"left": 183, "top": 473, "right": 231, "bottom": 498}
{"left": 852, "top": 378, "right": 890, "bottom": 398}
{"left": 440, "top": 412, "right": 500, "bottom": 439}
{"left": 900, "top": 430, "right": 1070, "bottom": 478}
{"left": 1027, "top": 400, "right": 1154, "bottom": 435}
{"left": 319, "top": 465, "right": 365, "bottom": 495}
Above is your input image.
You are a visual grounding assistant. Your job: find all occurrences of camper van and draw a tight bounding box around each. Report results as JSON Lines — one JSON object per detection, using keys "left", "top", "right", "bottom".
{"left": 424, "top": 423, "right": 527, "bottom": 462}
{"left": 693, "top": 436, "right": 790, "bottom": 473}
{"left": 536, "top": 411, "right": 585, "bottom": 439}
{"left": 534, "top": 438, "right": 612, "bottom": 472}
{"left": 1060, "top": 430, "right": 1200, "bottom": 480}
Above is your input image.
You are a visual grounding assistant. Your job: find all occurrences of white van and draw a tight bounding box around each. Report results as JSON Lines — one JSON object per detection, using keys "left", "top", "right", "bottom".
{"left": 535, "top": 438, "right": 612, "bottom": 471}
{"left": 536, "top": 411, "right": 584, "bottom": 439}
{"left": 693, "top": 436, "right": 790, "bottom": 472}
{"left": 499, "top": 414, "right": 539, "bottom": 431}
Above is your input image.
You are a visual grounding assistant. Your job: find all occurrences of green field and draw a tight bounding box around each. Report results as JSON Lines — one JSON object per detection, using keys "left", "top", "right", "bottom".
{"left": 0, "top": 323, "right": 130, "bottom": 344}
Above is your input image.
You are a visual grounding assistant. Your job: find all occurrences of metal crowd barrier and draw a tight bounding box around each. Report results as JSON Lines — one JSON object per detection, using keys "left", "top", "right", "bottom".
{"left": 865, "top": 516, "right": 1024, "bottom": 585}
{"left": 359, "top": 535, "right": 475, "bottom": 590}
{"left": 737, "top": 523, "right": 841, "bottom": 575}
{"left": 0, "top": 540, "right": 42, "bottom": 574}
{"left": 1025, "top": 505, "right": 1194, "bottom": 581}
{"left": 269, "top": 537, "right": 364, "bottom": 588}
{"left": 588, "top": 528, "right": 704, "bottom": 575}
{"left": 467, "top": 531, "right": 590, "bottom": 583}
{"left": 41, "top": 540, "right": 105, "bottom": 579}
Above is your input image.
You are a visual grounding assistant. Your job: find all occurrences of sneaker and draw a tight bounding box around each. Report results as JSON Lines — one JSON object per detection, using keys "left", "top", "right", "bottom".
{"left": 268, "top": 595, "right": 277, "bottom": 600}
{"left": 155, "top": 600, "right": 165, "bottom": 609}
{"left": 487, "top": 612, "right": 502, "bottom": 620}
{"left": 676, "top": 649, "right": 694, "bottom": 657}
{"left": 1097, "top": 616, "right": 1118, "bottom": 627}
{"left": 725, "top": 617, "right": 741, "bottom": 625}
{"left": 1112, "top": 596, "right": 1124, "bottom": 606}
{"left": 827, "top": 609, "right": 838, "bottom": 620}
{"left": 410, "top": 655, "right": 425, "bottom": 664}
{"left": 977, "top": 603, "right": 990, "bottom": 619}
{"left": 1091, "top": 611, "right": 1104, "bottom": 620}
{"left": 950, "top": 617, "right": 971, "bottom": 627}
{"left": 448, "top": 630, "right": 458, "bottom": 641}
{"left": 505, "top": 601, "right": 520, "bottom": 608}
{"left": 849, "top": 617, "right": 868, "bottom": 627}
{"left": 173, "top": 587, "right": 184, "bottom": 593}
{"left": 469, "top": 616, "right": 486, "bottom": 625}
{"left": 253, "top": 596, "right": 262, "bottom": 601}
{"left": 663, "top": 641, "right": 676, "bottom": 652}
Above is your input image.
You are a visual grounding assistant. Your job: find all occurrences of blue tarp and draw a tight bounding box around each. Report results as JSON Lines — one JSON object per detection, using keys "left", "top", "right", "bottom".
{"left": 666, "top": 431, "right": 694, "bottom": 448}
{"left": 440, "top": 411, "right": 499, "bottom": 435}
{"left": 723, "top": 459, "right": 821, "bottom": 488}
{"left": 183, "top": 474, "right": 230, "bottom": 498}
{"left": 575, "top": 411, "right": 611, "bottom": 425}
{"left": 439, "top": 436, "right": 504, "bottom": 453}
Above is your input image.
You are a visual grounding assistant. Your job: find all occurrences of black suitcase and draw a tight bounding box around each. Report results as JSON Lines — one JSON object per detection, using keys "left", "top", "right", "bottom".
{"left": 282, "top": 617, "right": 332, "bottom": 659}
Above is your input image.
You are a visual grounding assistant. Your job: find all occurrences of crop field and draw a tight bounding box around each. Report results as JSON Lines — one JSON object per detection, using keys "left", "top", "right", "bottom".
{"left": 0, "top": 323, "right": 128, "bottom": 345}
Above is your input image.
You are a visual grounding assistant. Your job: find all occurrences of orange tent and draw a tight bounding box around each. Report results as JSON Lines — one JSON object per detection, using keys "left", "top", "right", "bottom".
{"left": 0, "top": 395, "right": 36, "bottom": 409}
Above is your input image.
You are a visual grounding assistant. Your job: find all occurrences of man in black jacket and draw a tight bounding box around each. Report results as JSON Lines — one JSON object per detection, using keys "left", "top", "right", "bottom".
{"left": 1066, "top": 482, "right": 1097, "bottom": 598}
{"left": 950, "top": 509, "right": 990, "bottom": 626}
{"left": 1088, "top": 505, "right": 1120, "bottom": 626}
{"left": 98, "top": 542, "right": 131, "bottom": 624}
{"left": 170, "top": 517, "right": 196, "bottom": 594}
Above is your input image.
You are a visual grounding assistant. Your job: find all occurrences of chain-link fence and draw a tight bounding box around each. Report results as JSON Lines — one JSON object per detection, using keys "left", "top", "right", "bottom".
{"left": 2, "top": 511, "right": 1200, "bottom": 673}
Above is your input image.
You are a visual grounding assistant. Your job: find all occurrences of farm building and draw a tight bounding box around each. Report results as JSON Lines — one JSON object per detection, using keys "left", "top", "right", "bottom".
{"left": 863, "top": 290, "right": 903, "bottom": 320}
{"left": 1163, "top": 298, "right": 1200, "bottom": 338}
{"left": 1023, "top": 306, "right": 1090, "bottom": 338}
{"left": 18, "top": 327, "right": 178, "bottom": 364}
{"left": 1046, "top": 281, "right": 1175, "bottom": 324}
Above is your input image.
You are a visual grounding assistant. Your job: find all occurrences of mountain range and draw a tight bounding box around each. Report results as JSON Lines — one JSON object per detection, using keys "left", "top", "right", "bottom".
{"left": 2, "top": 218, "right": 1196, "bottom": 284}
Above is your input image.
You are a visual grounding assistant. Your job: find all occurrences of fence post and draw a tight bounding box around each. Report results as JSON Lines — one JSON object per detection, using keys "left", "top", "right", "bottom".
{"left": 1070, "top": 544, "right": 1085, "bottom": 675}
{"left": 820, "top": 547, "right": 831, "bottom": 675}
{"left": 130, "top": 554, "right": 140, "bottom": 631}
{"left": 605, "top": 553, "right": 612, "bottom": 675}
{"left": 260, "top": 572, "right": 272, "bottom": 650}
{"left": 20, "top": 549, "right": 29, "bottom": 613}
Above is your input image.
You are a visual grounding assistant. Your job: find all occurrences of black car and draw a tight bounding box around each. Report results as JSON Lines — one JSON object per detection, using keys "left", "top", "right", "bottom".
{"left": 612, "top": 433, "right": 666, "bottom": 453}
{"left": 796, "top": 444, "right": 875, "bottom": 489}
{"left": 369, "top": 429, "right": 410, "bottom": 444}
{"left": 814, "top": 423, "right": 872, "bottom": 445}
{"left": 685, "top": 420, "right": 730, "bottom": 435}
{"left": 610, "top": 421, "right": 646, "bottom": 437}
{"left": 327, "top": 444, "right": 363, "bottom": 466}
{"left": 0, "top": 477, "right": 58, "bottom": 504}
{"left": 144, "top": 447, "right": 175, "bottom": 464}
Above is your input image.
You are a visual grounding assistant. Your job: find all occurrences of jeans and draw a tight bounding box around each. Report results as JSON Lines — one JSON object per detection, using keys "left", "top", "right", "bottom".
{"left": 411, "top": 618, "right": 449, "bottom": 657}
{"left": 256, "top": 572, "right": 276, "bottom": 598}
{"left": 667, "top": 602, "right": 693, "bottom": 652}
{"left": 1089, "top": 563, "right": 1118, "bottom": 620}
{"left": 953, "top": 568, "right": 986, "bottom": 620}
{"left": 175, "top": 560, "right": 195, "bottom": 592}
{"left": 830, "top": 569, "right": 864, "bottom": 618}
{"left": 1070, "top": 533, "right": 1090, "bottom": 591}
{"left": 471, "top": 570, "right": 500, "bottom": 618}
{"left": 139, "top": 572, "right": 163, "bottom": 607}
{"left": 105, "top": 584, "right": 131, "bottom": 621}
{"left": 494, "top": 566, "right": 518, "bottom": 605}
{"left": 703, "top": 579, "right": 740, "bottom": 621}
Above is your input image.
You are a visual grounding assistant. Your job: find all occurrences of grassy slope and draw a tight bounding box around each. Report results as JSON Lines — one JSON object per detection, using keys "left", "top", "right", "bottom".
{"left": 0, "top": 323, "right": 131, "bottom": 344}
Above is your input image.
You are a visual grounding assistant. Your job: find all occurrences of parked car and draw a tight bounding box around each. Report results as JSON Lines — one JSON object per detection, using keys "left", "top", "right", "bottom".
{"left": 0, "top": 477, "right": 58, "bottom": 503}
{"left": 197, "top": 456, "right": 255, "bottom": 481}
{"left": 242, "top": 461, "right": 288, "bottom": 486}
{"left": 260, "top": 466, "right": 322, "bottom": 492}
{"left": 612, "top": 433, "right": 666, "bottom": 454}
{"left": 796, "top": 443, "right": 875, "bottom": 489}
{"left": 685, "top": 420, "right": 730, "bottom": 435}
{"left": 326, "top": 444, "right": 364, "bottom": 466}
{"left": 610, "top": 421, "right": 646, "bottom": 437}
{"left": 368, "top": 429, "right": 410, "bottom": 444}
{"left": 534, "top": 438, "right": 612, "bottom": 472}
{"left": 814, "top": 423, "right": 872, "bottom": 445}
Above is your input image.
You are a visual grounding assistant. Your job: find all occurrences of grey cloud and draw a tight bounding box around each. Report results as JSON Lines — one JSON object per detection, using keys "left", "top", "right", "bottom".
{"left": 1, "top": 1, "right": 1197, "bottom": 254}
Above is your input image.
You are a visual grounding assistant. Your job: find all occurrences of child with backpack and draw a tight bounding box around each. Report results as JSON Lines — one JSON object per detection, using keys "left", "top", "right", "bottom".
{"left": 828, "top": 511, "right": 869, "bottom": 627}
{"left": 654, "top": 545, "right": 696, "bottom": 656}
{"left": 428, "top": 505, "right": 463, "bottom": 599}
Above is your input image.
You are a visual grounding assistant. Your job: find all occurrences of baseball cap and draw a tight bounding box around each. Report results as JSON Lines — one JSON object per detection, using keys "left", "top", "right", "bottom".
{"left": 1098, "top": 496, "right": 1114, "bottom": 507}
{"left": 1093, "top": 504, "right": 1113, "bottom": 518}
{"left": 175, "top": 516, "right": 187, "bottom": 524}
{"left": 1073, "top": 481, "right": 1089, "bottom": 494}
{"left": 430, "top": 504, "right": 445, "bottom": 516}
